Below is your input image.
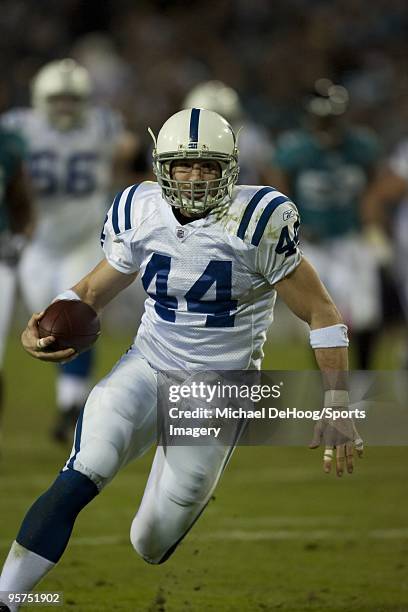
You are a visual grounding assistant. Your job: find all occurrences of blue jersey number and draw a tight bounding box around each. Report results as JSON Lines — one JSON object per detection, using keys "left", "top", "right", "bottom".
{"left": 29, "top": 151, "right": 98, "bottom": 197}
{"left": 142, "top": 255, "right": 238, "bottom": 327}
{"left": 141, "top": 254, "right": 177, "bottom": 322}
{"left": 29, "top": 151, "right": 58, "bottom": 196}
{"left": 275, "top": 219, "right": 300, "bottom": 257}
{"left": 66, "top": 153, "right": 98, "bottom": 195}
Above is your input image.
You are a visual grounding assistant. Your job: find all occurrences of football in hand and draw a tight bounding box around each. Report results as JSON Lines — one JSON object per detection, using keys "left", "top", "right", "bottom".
{"left": 38, "top": 299, "right": 101, "bottom": 353}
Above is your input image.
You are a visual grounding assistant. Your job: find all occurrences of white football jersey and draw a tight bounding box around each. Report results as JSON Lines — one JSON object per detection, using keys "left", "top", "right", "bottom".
{"left": 1, "top": 107, "right": 123, "bottom": 251}
{"left": 102, "top": 182, "right": 301, "bottom": 371}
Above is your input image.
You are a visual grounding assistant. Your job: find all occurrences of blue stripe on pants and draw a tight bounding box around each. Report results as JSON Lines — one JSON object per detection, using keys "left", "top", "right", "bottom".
{"left": 67, "top": 408, "right": 84, "bottom": 470}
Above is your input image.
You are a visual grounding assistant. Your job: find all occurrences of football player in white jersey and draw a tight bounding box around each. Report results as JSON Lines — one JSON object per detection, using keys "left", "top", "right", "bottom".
{"left": 1, "top": 58, "right": 137, "bottom": 443}
{"left": 0, "top": 109, "right": 363, "bottom": 610}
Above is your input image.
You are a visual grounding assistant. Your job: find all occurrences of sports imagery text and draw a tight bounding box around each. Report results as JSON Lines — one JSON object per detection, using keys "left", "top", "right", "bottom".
{"left": 163, "top": 380, "right": 366, "bottom": 440}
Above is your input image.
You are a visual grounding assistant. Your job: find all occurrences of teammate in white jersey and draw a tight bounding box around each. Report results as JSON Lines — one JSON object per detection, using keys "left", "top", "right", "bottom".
{"left": 0, "top": 109, "right": 363, "bottom": 610}
{"left": 1, "top": 58, "right": 136, "bottom": 443}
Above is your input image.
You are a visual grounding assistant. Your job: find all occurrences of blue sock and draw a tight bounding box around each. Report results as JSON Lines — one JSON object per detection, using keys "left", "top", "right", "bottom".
{"left": 16, "top": 470, "right": 98, "bottom": 563}
{"left": 59, "top": 348, "right": 94, "bottom": 378}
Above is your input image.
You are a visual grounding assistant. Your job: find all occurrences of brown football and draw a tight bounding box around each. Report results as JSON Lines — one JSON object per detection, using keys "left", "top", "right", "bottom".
{"left": 38, "top": 300, "right": 101, "bottom": 353}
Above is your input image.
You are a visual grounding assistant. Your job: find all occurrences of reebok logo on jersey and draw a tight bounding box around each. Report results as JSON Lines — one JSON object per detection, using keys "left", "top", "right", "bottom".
{"left": 283, "top": 209, "right": 295, "bottom": 221}
{"left": 176, "top": 228, "right": 186, "bottom": 239}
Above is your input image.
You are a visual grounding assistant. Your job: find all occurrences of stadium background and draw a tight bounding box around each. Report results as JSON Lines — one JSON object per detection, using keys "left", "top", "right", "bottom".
{"left": 1, "top": 1, "right": 407, "bottom": 610}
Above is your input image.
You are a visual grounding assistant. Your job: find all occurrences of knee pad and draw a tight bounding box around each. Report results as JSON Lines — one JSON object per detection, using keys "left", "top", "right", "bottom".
{"left": 167, "top": 467, "right": 213, "bottom": 506}
{"left": 129, "top": 519, "right": 164, "bottom": 565}
{"left": 66, "top": 437, "right": 122, "bottom": 490}
{"left": 129, "top": 501, "right": 206, "bottom": 566}
{"left": 128, "top": 469, "right": 213, "bottom": 565}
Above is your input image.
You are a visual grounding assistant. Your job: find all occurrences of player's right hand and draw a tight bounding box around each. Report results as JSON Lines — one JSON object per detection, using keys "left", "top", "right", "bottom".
{"left": 309, "top": 416, "right": 364, "bottom": 477}
{"left": 21, "top": 311, "right": 77, "bottom": 363}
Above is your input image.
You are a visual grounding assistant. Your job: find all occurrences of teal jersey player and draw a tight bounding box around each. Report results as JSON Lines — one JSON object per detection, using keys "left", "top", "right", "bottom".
{"left": 0, "top": 127, "right": 27, "bottom": 233}
{"left": 0, "top": 124, "right": 32, "bottom": 438}
{"left": 273, "top": 126, "right": 381, "bottom": 240}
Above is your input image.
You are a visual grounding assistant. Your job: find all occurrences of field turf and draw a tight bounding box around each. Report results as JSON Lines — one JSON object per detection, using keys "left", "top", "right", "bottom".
{"left": 1, "top": 328, "right": 407, "bottom": 611}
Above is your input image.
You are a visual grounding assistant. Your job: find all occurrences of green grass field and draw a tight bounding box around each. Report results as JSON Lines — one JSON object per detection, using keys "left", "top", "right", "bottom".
{"left": 1, "top": 328, "right": 407, "bottom": 611}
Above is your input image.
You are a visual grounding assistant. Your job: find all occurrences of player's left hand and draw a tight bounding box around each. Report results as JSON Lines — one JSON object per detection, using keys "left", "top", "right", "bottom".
{"left": 309, "top": 416, "right": 364, "bottom": 477}
{"left": 21, "top": 311, "right": 78, "bottom": 363}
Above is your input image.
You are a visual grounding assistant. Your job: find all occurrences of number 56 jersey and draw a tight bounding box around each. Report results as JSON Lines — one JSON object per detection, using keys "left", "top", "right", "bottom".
{"left": 102, "top": 182, "right": 301, "bottom": 371}
{"left": 1, "top": 107, "right": 122, "bottom": 253}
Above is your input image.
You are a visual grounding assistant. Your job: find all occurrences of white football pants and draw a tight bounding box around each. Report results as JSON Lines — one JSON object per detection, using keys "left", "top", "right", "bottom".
{"left": 63, "top": 346, "right": 236, "bottom": 564}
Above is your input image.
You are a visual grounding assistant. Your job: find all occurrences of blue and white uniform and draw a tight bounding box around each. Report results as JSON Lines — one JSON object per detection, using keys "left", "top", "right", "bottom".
{"left": 1, "top": 107, "right": 123, "bottom": 309}
{"left": 102, "top": 182, "right": 300, "bottom": 371}
{"left": 64, "top": 181, "right": 301, "bottom": 563}
{"left": 1, "top": 106, "right": 123, "bottom": 410}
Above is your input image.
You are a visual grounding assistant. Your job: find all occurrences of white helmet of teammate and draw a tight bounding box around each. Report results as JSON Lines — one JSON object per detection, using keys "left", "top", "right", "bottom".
{"left": 149, "top": 108, "right": 239, "bottom": 214}
{"left": 183, "top": 80, "right": 243, "bottom": 125}
{"left": 31, "top": 59, "right": 92, "bottom": 130}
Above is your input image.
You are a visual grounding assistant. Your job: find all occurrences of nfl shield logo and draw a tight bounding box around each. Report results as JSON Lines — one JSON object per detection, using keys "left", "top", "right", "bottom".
{"left": 176, "top": 228, "right": 185, "bottom": 239}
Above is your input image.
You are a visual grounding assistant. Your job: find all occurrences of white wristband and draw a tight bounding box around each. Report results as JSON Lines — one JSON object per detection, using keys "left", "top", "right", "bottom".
{"left": 324, "top": 390, "right": 349, "bottom": 408}
{"left": 310, "top": 324, "right": 349, "bottom": 348}
{"left": 52, "top": 289, "right": 80, "bottom": 303}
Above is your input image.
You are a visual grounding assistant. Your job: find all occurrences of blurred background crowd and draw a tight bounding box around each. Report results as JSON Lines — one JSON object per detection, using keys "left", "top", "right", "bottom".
{"left": 1, "top": 0, "right": 407, "bottom": 148}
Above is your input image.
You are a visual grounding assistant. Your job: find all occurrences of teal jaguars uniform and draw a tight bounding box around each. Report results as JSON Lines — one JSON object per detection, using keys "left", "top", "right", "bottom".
{"left": 273, "top": 126, "right": 382, "bottom": 331}
{"left": 0, "top": 127, "right": 26, "bottom": 234}
{"left": 0, "top": 127, "right": 27, "bottom": 364}
{"left": 273, "top": 127, "right": 380, "bottom": 241}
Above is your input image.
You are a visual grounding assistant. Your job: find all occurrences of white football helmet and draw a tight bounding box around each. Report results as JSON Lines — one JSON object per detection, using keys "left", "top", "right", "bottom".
{"left": 149, "top": 108, "right": 239, "bottom": 214}
{"left": 183, "top": 81, "right": 243, "bottom": 125}
{"left": 31, "top": 59, "right": 92, "bottom": 130}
